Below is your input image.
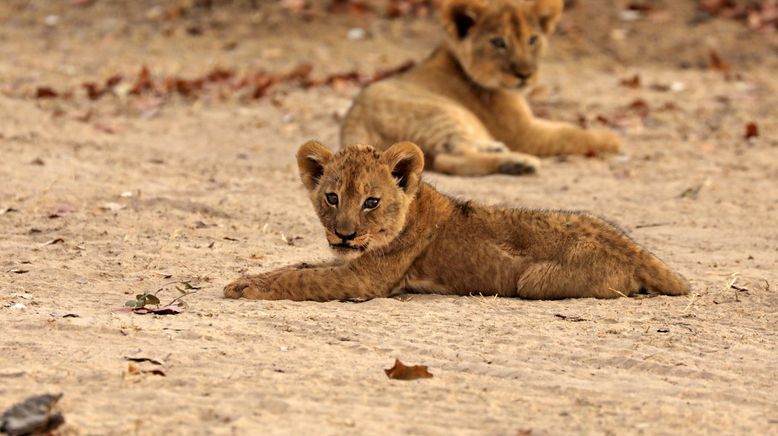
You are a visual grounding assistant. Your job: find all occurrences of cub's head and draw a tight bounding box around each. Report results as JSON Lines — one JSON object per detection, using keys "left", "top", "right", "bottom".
{"left": 441, "top": 0, "right": 563, "bottom": 90}
{"left": 296, "top": 141, "right": 424, "bottom": 259}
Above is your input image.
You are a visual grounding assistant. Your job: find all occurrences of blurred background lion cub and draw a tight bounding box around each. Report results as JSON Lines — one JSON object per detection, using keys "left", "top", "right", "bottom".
{"left": 341, "top": 0, "right": 621, "bottom": 176}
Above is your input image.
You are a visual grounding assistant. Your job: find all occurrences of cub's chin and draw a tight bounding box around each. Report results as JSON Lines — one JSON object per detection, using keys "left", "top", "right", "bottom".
{"left": 329, "top": 243, "right": 367, "bottom": 260}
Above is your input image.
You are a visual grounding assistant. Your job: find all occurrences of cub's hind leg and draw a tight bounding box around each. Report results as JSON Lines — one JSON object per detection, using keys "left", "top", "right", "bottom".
{"left": 515, "top": 261, "right": 638, "bottom": 299}
{"left": 489, "top": 95, "right": 621, "bottom": 157}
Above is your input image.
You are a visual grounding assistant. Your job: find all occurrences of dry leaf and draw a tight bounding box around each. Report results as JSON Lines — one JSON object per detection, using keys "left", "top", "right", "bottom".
{"left": 132, "top": 305, "right": 183, "bottom": 315}
{"left": 35, "top": 87, "right": 58, "bottom": 98}
{"left": 628, "top": 98, "right": 650, "bottom": 118}
{"left": 42, "top": 238, "right": 64, "bottom": 246}
{"left": 620, "top": 74, "right": 641, "bottom": 88}
{"left": 124, "top": 355, "right": 165, "bottom": 366}
{"left": 127, "top": 362, "right": 166, "bottom": 376}
{"left": 744, "top": 122, "right": 759, "bottom": 139}
{"left": 49, "top": 312, "right": 79, "bottom": 318}
{"left": 708, "top": 49, "right": 730, "bottom": 73}
{"left": 554, "top": 313, "right": 587, "bottom": 322}
{"left": 384, "top": 359, "right": 433, "bottom": 380}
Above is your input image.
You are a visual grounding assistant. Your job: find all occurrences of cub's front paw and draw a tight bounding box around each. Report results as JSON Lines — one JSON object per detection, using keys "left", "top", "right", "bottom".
{"left": 498, "top": 153, "right": 541, "bottom": 176}
{"left": 587, "top": 129, "right": 621, "bottom": 154}
{"left": 224, "top": 277, "right": 267, "bottom": 300}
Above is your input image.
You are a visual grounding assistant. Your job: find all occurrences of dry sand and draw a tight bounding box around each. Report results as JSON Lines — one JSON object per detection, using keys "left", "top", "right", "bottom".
{"left": 1, "top": 1, "right": 777, "bottom": 435}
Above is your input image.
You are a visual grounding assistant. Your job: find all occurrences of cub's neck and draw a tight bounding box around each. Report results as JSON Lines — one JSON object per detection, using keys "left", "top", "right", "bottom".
{"left": 417, "top": 44, "right": 499, "bottom": 100}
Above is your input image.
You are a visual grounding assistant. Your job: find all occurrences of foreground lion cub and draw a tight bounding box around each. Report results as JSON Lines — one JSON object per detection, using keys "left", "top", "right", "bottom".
{"left": 341, "top": 0, "right": 620, "bottom": 176}
{"left": 224, "top": 141, "right": 689, "bottom": 301}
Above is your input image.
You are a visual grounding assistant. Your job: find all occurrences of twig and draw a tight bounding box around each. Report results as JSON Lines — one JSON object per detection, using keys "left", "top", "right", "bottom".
{"left": 722, "top": 273, "right": 739, "bottom": 292}
{"left": 683, "top": 292, "right": 699, "bottom": 314}
{"left": 608, "top": 287, "right": 628, "bottom": 298}
{"left": 634, "top": 222, "right": 670, "bottom": 229}
{"left": 167, "top": 289, "right": 200, "bottom": 307}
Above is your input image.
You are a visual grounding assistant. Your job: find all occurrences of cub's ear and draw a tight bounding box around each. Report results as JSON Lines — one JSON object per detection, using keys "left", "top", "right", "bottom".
{"left": 381, "top": 142, "right": 424, "bottom": 194}
{"left": 441, "top": 0, "right": 485, "bottom": 40}
{"left": 296, "top": 140, "right": 334, "bottom": 192}
{"left": 534, "top": 0, "right": 564, "bottom": 34}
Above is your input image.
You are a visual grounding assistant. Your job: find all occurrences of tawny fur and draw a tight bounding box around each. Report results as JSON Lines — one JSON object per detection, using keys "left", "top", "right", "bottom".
{"left": 224, "top": 141, "right": 689, "bottom": 302}
{"left": 341, "top": 0, "right": 621, "bottom": 176}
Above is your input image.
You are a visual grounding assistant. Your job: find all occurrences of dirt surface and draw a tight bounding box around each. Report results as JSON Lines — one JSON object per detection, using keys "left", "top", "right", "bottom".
{"left": 1, "top": 1, "right": 777, "bottom": 435}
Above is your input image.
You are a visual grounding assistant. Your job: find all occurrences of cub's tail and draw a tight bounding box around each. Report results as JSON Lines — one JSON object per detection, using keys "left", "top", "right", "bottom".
{"left": 635, "top": 250, "right": 690, "bottom": 296}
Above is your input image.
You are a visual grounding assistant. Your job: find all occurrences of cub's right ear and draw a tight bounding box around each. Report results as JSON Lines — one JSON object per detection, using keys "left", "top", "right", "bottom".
{"left": 441, "top": 0, "right": 485, "bottom": 40}
{"left": 534, "top": 0, "right": 564, "bottom": 34}
{"left": 381, "top": 141, "right": 425, "bottom": 195}
{"left": 296, "top": 140, "right": 333, "bottom": 192}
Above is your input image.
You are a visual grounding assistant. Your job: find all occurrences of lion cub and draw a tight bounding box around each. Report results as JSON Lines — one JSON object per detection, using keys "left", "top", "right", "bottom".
{"left": 341, "top": 0, "right": 620, "bottom": 176}
{"left": 223, "top": 141, "right": 689, "bottom": 301}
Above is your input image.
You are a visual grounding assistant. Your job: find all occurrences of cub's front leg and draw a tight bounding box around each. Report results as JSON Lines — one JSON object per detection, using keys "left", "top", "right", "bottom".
{"left": 224, "top": 263, "right": 390, "bottom": 302}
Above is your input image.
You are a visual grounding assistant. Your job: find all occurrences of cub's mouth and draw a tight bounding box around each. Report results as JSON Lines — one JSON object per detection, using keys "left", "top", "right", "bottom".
{"left": 329, "top": 242, "right": 366, "bottom": 252}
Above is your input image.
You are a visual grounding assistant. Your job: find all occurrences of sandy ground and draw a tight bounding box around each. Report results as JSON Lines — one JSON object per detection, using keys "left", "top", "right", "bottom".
{"left": 1, "top": 1, "right": 777, "bottom": 435}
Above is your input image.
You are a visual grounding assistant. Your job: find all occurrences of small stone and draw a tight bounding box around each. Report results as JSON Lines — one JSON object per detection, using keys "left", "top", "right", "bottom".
{"left": 347, "top": 28, "right": 367, "bottom": 41}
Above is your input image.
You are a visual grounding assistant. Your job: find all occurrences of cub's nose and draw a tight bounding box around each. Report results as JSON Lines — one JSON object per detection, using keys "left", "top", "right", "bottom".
{"left": 510, "top": 63, "right": 535, "bottom": 81}
{"left": 335, "top": 230, "right": 357, "bottom": 241}
{"left": 514, "top": 70, "right": 532, "bottom": 81}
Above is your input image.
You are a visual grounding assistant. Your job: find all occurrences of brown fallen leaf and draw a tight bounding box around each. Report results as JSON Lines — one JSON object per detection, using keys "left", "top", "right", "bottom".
{"left": 595, "top": 114, "right": 612, "bottom": 126}
{"left": 35, "top": 87, "right": 58, "bottom": 98}
{"left": 124, "top": 355, "right": 165, "bottom": 366}
{"left": 744, "top": 122, "right": 759, "bottom": 139}
{"left": 132, "top": 305, "right": 183, "bottom": 315}
{"left": 708, "top": 49, "right": 730, "bottom": 73}
{"left": 384, "top": 359, "right": 433, "bottom": 380}
{"left": 554, "top": 313, "right": 587, "bottom": 322}
{"left": 127, "top": 362, "right": 166, "bottom": 376}
{"left": 329, "top": 0, "right": 371, "bottom": 16}
{"left": 130, "top": 65, "right": 154, "bottom": 95}
{"left": 93, "top": 123, "right": 118, "bottom": 134}
{"left": 628, "top": 98, "right": 650, "bottom": 118}
{"left": 620, "top": 74, "right": 641, "bottom": 88}
{"left": 49, "top": 311, "right": 79, "bottom": 318}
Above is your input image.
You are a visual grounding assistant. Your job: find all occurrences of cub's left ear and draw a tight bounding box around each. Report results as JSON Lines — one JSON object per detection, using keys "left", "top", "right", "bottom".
{"left": 441, "top": 0, "right": 485, "bottom": 40}
{"left": 381, "top": 142, "right": 425, "bottom": 194}
{"left": 534, "top": 0, "right": 564, "bottom": 34}
{"left": 296, "top": 140, "right": 334, "bottom": 192}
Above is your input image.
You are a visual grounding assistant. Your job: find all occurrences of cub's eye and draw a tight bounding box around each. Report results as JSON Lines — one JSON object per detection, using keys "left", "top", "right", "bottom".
{"left": 325, "top": 193, "right": 339, "bottom": 206}
{"left": 363, "top": 197, "right": 380, "bottom": 210}
{"left": 528, "top": 35, "right": 539, "bottom": 46}
{"left": 490, "top": 37, "right": 507, "bottom": 49}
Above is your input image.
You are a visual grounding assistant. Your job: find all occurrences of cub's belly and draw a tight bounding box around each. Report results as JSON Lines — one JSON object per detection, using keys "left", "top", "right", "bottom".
{"left": 397, "top": 269, "right": 511, "bottom": 297}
